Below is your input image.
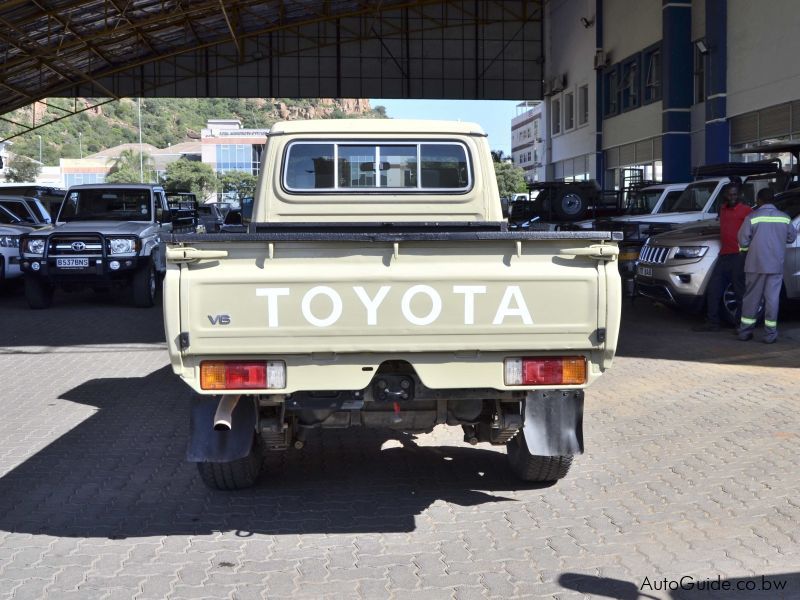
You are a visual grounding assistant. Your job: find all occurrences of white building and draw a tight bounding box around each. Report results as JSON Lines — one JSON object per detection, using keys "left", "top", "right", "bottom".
{"left": 200, "top": 119, "right": 268, "bottom": 175}
{"left": 511, "top": 101, "right": 545, "bottom": 182}
{"left": 525, "top": 0, "right": 800, "bottom": 189}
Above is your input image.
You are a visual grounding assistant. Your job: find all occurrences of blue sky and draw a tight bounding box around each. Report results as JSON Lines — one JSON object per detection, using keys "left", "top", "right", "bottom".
{"left": 371, "top": 99, "right": 522, "bottom": 156}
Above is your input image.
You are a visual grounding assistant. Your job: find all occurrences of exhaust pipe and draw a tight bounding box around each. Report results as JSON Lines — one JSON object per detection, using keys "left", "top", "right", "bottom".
{"left": 213, "top": 395, "right": 240, "bottom": 431}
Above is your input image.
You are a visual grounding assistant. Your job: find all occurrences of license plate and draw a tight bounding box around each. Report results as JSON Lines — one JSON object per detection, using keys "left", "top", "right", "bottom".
{"left": 56, "top": 257, "right": 89, "bottom": 268}
{"left": 637, "top": 265, "right": 653, "bottom": 277}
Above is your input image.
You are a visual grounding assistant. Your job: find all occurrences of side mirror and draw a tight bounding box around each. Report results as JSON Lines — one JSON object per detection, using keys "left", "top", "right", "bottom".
{"left": 155, "top": 207, "right": 165, "bottom": 223}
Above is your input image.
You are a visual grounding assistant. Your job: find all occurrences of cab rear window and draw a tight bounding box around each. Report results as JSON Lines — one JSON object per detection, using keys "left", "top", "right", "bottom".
{"left": 283, "top": 141, "right": 471, "bottom": 192}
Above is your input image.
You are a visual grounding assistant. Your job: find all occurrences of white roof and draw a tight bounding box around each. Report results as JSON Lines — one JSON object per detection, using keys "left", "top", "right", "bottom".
{"left": 270, "top": 119, "right": 486, "bottom": 136}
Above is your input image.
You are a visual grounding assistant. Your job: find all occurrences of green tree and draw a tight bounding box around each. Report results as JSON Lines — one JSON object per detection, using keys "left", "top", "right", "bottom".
{"left": 490, "top": 149, "right": 507, "bottom": 163}
{"left": 163, "top": 158, "right": 219, "bottom": 200}
{"left": 106, "top": 149, "right": 156, "bottom": 183}
{"left": 4, "top": 155, "right": 42, "bottom": 182}
{"left": 493, "top": 161, "right": 527, "bottom": 198}
{"left": 218, "top": 170, "right": 257, "bottom": 201}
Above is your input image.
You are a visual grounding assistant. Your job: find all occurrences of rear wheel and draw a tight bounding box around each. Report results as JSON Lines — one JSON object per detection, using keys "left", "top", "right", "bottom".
{"left": 553, "top": 189, "right": 589, "bottom": 221}
{"left": 197, "top": 436, "right": 264, "bottom": 491}
{"left": 506, "top": 431, "right": 573, "bottom": 482}
{"left": 25, "top": 276, "right": 54, "bottom": 309}
{"left": 131, "top": 259, "right": 157, "bottom": 308}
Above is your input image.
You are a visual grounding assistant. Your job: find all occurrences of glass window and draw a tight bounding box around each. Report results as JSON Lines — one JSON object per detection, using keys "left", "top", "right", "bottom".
{"left": 659, "top": 181, "right": 717, "bottom": 213}
{"left": 621, "top": 56, "right": 640, "bottom": 111}
{"left": 629, "top": 189, "right": 665, "bottom": 215}
{"left": 60, "top": 188, "right": 152, "bottom": 222}
{"left": 338, "top": 145, "right": 377, "bottom": 188}
{"left": 694, "top": 43, "right": 706, "bottom": 104}
{"left": 643, "top": 45, "right": 662, "bottom": 103}
{"left": 379, "top": 145, "right": 417, "bottom": 188}
{"left": 552, "top": 97, "right": 561, "bottom": 135}
{"left": 284, "top": 142, "right": 469, "bottom": 192}
{"left": 578, "top": 85, "right": 589, "bottom": 126}
{"left": 64, "top": 173, "right": 105, "bottom": 188}
{"left": 420, "top": 144, "right": 469, "bottom": 188}
{"left": 564, "top": 91, "right": 575, "bottom": 130}
{"left": 285, "top": 143, "right": 335, "bottom": 189}
{"left": 216, "top": 144, "right": 259, "bottom": 174}
{"left": 0, "top": 200, "right": 30, "bottom": 220}
{"left": 604, "top": 66, "right": 620, "bottom": 118}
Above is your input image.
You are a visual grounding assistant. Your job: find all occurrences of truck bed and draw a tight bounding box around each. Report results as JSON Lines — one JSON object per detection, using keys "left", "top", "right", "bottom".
{"left": 164, "top": 222, "right": 621, "bottom": 393}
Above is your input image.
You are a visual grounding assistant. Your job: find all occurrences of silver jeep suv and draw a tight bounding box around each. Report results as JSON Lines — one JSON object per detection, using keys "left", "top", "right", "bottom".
{"left": 635, "top": 192, "right": 800, "bottom": 323}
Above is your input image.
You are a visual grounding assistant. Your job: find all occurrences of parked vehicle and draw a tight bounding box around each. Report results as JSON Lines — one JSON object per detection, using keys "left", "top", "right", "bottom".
{"left": 0, "top": 184, "right": 65, "bottom": 218}
{"left": 195, "top": 203, "right": 226, "bottom": 233}
{"left": 1, "top": 223, "right": 29, "bottom": 282}
{"left": 574, "top": 183, "right": 689, "bottom": 292}
{"left": 0, "top": 195, "right": 51, "bottom": 225}
{"left": 162, "top": 119, "right": 623, "bottom": 490}
{"left": 18, "top": 184, "right": 196, "bottom": 309}
{"left": 508, "top": 181, "right": 606, "bottom": 222}
{"left": 0, "top": 205, "right": 50, "bottom": 282}
{"left": 635, "top": 190, "right": 800, "bottom": 323}
{"left": 508, "top": 169, "right": 658, "bottom": 224}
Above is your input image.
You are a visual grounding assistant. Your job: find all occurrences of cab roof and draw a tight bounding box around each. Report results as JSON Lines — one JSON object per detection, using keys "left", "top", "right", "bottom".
{"left": 66, "top": 184, "right": 163, "bottom": 191}
{"left": 269, "top": 119, "right": 487, "bottom": 136}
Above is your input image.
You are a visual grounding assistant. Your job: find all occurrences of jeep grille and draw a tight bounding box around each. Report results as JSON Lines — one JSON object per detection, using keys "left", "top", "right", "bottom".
{"left": 638, "top": 245, "right": 670, "bottom": 264}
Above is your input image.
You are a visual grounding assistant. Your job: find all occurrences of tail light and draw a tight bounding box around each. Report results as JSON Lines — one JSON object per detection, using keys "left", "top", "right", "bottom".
{"left": 504, "top": 356, "right": 586, "bottom": 386}
{"left": 200, "top": 360, "right": 286, "bottom": 390}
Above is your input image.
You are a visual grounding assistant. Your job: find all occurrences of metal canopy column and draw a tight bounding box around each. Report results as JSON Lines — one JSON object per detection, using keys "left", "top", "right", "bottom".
{"left": 661, "top": 0, "right": 692, "bottom": 182}
{"left": 705, "top": 0, "right": 728, "bottom": 163}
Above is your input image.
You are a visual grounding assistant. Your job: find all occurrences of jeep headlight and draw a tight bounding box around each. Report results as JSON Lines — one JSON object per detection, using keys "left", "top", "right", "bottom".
{"left": 673, "top": 246, "right": 708, "bottom": 259}
{"left": 0, "top": 235, "right": 19, "bottom": 248}
{"left": 108, "top": 238, "right": 137, "bottom": 255}
{"left": 24, "top": 238, "right": 45, "bottom": 254}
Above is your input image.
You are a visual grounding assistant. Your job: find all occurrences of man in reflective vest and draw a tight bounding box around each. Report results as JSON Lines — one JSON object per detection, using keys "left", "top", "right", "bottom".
{"left": 737, "top": 188, "right": 798, "bottom": 343}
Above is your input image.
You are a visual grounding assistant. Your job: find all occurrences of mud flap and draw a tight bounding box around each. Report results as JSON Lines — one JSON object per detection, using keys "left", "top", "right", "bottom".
{"left": 522, "top": 390, "right": 584, "bottom": 456}
{"left": 186, "top": 395, "right": 257, "bottom": 463}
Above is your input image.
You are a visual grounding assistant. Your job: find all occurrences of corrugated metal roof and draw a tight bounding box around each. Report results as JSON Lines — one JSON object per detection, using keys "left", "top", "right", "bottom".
{"left": 0, "top": 0, "right": 438, "bottom": 115}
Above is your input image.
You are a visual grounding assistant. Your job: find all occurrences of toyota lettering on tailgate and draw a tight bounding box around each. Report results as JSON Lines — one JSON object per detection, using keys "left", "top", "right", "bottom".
{"left": 254, "top": 285, "right": 534, "bottom": 328}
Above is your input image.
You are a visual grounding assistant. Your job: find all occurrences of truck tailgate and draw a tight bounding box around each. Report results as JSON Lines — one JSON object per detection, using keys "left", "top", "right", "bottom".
{"left": 165, "top": 233, "right": 616, "bottom": 357}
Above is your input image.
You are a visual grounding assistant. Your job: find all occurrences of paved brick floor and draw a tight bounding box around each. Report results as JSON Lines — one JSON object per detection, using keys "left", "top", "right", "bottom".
{"left": 0, "top": 285, "right": 798, "bottom": 599}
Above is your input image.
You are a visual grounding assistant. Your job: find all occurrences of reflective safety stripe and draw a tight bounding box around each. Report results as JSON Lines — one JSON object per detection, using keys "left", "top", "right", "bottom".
{"left": 765, "top": 319, "right": 777, "bottom": 328}
{"left": 740, "top": 316, "right": 757, "bottom": 325}
{"left": 739, "top": 246, "right": 748, "bottom": 252}
{"left": 750, "top": 216, "right": 791, "bottom": 225}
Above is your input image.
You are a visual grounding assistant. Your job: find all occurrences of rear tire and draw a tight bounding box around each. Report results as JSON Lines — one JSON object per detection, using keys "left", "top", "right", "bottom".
{"left": 131, "top": 259, "right": 157, "bottom": 308}
{"left": 25, "top": 276, "right": 54, "bottom": 309}
{"left": 552, "top": 189, "right": 589, "bottom": 221}
{"left": 196, "top": 436, "right": 264, "bottom": 491}
{"left": 506, "top": 431, "right": 574, "bottom": 482}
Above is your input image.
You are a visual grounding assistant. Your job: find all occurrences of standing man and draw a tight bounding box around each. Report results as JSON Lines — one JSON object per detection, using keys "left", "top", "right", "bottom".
{"left": 693, "top": 183, "right": 751, "bottom": 331}
{"left": 737, "top": 188, "right": 797, "bottom": 343}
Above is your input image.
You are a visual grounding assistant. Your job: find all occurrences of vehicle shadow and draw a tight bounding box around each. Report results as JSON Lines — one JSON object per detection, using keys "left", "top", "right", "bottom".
{"left": 0, "top": 286, "right": 166, "bottom": 347}
{"left": 558, "top": 572, "right": 800, "bottom": 599}
{"left": 0, "top": 366, "right": 547, "bottom": 539}
{"left": 616, "top": 299, "right": 800, "bottom": 367}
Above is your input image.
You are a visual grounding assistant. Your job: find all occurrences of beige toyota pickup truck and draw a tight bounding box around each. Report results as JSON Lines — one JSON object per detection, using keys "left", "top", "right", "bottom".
{"left": 163, "top": 120, "right": 622, "bottom": 490}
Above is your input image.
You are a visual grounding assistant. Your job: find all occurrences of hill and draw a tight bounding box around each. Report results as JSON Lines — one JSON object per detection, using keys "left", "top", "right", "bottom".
{"left": 1, "top": 97, "right": 387, "bottom": 165}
